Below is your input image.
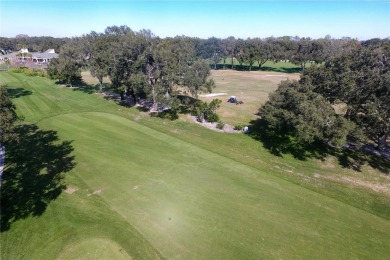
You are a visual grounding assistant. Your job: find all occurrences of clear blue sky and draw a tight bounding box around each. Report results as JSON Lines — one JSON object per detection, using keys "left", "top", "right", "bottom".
{"left": 1, "top": 0, "right": 389, "bottom": 39}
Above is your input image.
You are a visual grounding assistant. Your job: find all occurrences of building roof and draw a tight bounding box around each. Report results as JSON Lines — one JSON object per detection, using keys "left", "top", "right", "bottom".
{"left": 0, "top": 49, "right": 58, "bottom": 60}
{"left": 44, "top": 49, "right": 55, "bottom": 53}
{"left": 31, "top": 51, "right": 58, "bottom": 59}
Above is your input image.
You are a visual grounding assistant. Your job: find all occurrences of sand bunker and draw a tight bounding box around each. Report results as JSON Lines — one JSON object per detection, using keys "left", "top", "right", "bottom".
{"left": 199, "top": 93, "right": 228, "bottom": 97}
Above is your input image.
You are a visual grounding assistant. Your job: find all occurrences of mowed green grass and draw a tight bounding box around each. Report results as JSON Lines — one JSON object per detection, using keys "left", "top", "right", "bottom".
{"left": 217, "top": 59, "right": 308, "bottom": 73}
{"left": 1, "top": 72, "right": 390, "bottom": 259}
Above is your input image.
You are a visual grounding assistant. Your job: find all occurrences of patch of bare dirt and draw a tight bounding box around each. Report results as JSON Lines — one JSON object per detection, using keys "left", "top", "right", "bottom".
{"left": 275, "top": 163, "right": 390, "bottom": 195}
{"left": 134, "top": 115, "right": 142, "bottom": 121}
{"left": 65, "top": 187, "right": 77, "bottom": 194}
{"left": 320, "top": 175, "right": 390, "bottom": 195}
{"left": 87, "top": 189, "right": 102, "bottom": 197}
{"left": 341, "top": 176, "right": 390, "bottom": 194}
{"left": 319, "top": 157, "right": 336, "bottom": 169}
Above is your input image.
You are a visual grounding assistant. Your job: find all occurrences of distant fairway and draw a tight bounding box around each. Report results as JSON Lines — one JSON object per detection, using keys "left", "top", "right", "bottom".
{"left": 1, "top": 72, "right": 390, "bottom": 259}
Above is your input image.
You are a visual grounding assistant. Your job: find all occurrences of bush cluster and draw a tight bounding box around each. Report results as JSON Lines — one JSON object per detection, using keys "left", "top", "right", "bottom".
{"left": 191, "top": 99, "right": 222, "bottom": 123}
{"left": 216, "top": 121, "right": 225, "bottom": 129}
{"left": 234, "top": 124, "right": 244, "bottom": 131}
{"left": 10, "top": 67, "right": 48, "bottom": 78}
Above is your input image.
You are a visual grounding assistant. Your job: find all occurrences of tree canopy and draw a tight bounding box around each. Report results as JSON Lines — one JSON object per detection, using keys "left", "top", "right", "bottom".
{"left": 261, "top": 80, "right": 353, "bottom": 148}
{"left": 302, "top": 39, "right": 390, "bottom": 150}
{"left": 260, "top": 39, "right": 390, "bottom": 155}
{"left": 47, "top": 39, "right": 84, "bottom": 86}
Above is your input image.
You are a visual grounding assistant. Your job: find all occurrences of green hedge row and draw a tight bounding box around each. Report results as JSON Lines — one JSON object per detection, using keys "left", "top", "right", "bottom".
{"left": 10, "top": 67, "right": 48, "bottom": 78}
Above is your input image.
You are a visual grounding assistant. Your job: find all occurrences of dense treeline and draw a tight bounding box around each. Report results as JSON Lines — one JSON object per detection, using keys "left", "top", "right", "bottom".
{"left": 1, "top": 30, "right": 361, "bottom": 71}
{"left": 47, "top": 26, "right": 216, "bottom": 113}
{"left": 260, "top": 39, "right": 390, "bottom": 155}
{"left": 193, "top": 35, "right": 359, "bottom": 71}
{"left": 0, "top": 35, "right": 69, "bottom": 53}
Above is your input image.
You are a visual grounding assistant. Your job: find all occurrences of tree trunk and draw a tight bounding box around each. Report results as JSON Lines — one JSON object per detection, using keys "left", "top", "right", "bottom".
{"left": 301, "top": 62, "right": 306, "bottom": 71}
{"left": 258, "top": 59, "right": 268, "bottom": 69}
{"left": 152, "top": 84, "right": 157, "bottom": 111}
{"left": 128, "top": 87, "right": 136, "bottom": 104}
{"left": 378, "top": 133, "right": 388, "bottom": 151}
{"left": 231, "top": 57, "right": 234, "bottom": 69}
{"left": 98, "top": 77, "right": 103, "bottom": 93}
{"left": 223, "top": 58, "right": 226, "bottom": 70}
{"left": 214, "top": 62, "right": 217, "bottom": 70}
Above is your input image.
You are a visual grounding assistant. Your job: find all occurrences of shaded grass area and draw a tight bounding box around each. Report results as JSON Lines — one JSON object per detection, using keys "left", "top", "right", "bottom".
{"left": 6, "top": 87, "right": 33, "bottom": 98}
{"left": 248, "top": 117, "right": 334, "bottom": 161}
{"left": 248, "top": 118, "right": 390, "bottom": 174}
{"left": 1, "top": 124, "right": 75, "bottom": 232}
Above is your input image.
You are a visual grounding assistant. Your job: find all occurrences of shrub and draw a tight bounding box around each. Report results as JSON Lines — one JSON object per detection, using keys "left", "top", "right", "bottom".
{"left": 234, "top": 124, "right": 244, "bottom": 130}
{"left": 216, "top": 121, "right": 225, "bottom": 129}
{"left": 10, "top": 67, "right": 29, "bottom": 73}
{"left": 191, "top": 99, "right": 222, "bottom": 123}
{"left": 206, "top": 112, "right": 219, "bottom": 123}
{"left": 10, "top": 67, "right": 48, "bottom": 78}
{"left": 32, "top": 69, "right": 47, "bottom": 77}
{"left": 158, "top": 109, "right": 179, "bottom": 120}
{"left": 23, "top": 69, "right": 34, "bottom": 77}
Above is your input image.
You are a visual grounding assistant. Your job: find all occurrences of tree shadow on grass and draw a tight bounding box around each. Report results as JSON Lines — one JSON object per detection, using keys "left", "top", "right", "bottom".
{"left": 257, "top": 66, "right": 302, "bottom": 74}
{"left": 69, "top": 80, "right": 101, "bottom": 95}
{"left": 1, "top": 124, "right": 76, "bottom": 232}
{"left": 248, "top": 118, "right": 390, "bottom": 173}
{"left": 6, "top": 87, "right": 33, "bottom": 98}
{"left": 71, "top": 84, "right": 98, "bottom": 94}
{"left": 55, "top": 79, "right": 102, "bottom": 94}
{"left": 248, "top": 118, "right": 331, "bottom": 161}
{"left": 337, "top": 149, "right": 390, "bottom": 174}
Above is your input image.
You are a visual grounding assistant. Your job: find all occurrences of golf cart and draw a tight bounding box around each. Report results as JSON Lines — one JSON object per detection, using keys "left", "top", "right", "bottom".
{"left": 227, "top": 96, "right": 243, "bottom": 105}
